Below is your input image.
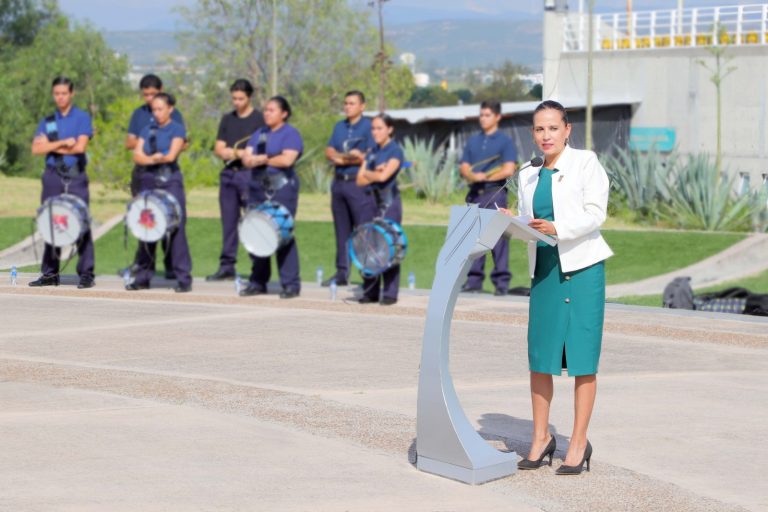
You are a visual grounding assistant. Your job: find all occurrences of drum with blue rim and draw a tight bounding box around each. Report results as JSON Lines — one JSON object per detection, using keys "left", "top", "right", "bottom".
{"left": 238, "top": 200, "right": 295, "bottom": 257}
{"left": 348, "top": 218, "right": 408, "bottom": 278}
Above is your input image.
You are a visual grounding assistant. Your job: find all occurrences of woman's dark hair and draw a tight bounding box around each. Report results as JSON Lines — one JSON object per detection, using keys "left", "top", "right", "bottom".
{"left": 268, "top": 95, "right": 292, "bottom": 121}
{"left": 51, "top": 76, "right": 74, "bottom": 92}
{"left": 345, "top": 90, "right": 366, "bottom": 104}
{"left": 480, "top": 100, "right": 502, "bottom": 115}
{"left": 534, "top": 100, "right": 570, "bottom": 125}
{"left": 230, "top": 79, "right": 254, "bottom": 97}
{"left": 373, "top": 113, "right": 395, "bottom": 130}
{"left": 139, "top": 74, "right": 163, "bottom": 90}
{"left": 151, "top": 92, "right": 176, "bottom": 107}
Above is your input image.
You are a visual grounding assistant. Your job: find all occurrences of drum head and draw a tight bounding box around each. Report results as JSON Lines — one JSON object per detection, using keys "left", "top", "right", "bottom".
{"left": 239, "top": 210, "right": 279, "bottom": 257}
{"left": 126, "top": 193, "right": 171, "bottom": 242}
{"left": 36, "top": 194, "right": 89, "bottom": 247}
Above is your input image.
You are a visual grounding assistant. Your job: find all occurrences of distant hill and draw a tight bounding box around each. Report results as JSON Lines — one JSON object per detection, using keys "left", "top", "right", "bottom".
{"left": 387, "top": 18, "right": 543, "bottom": 72}
{"left": 104, "top": 31, "right": 180, "bottom": 66}
{"left": 104, "top": 18, "right": 543, "bottom": 72}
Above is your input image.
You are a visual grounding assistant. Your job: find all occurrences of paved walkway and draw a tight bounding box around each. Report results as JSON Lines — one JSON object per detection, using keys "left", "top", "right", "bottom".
{"left": 0, "top": 276, "right": 766, "bottom": 511}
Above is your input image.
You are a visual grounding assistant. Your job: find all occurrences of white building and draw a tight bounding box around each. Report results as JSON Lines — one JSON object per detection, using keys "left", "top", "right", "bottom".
{"left": 544, "top": 2, "right": 768, "bottom": 184}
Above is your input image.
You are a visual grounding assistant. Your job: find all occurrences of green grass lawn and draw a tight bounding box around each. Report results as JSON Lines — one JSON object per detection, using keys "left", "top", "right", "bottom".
{"left": 0, "top": 217, "right": 33, "bottom": 251}
{"left": 614, "top": 269, "right": 768, "bottom": 307}
{"left": 15, "top": 220, "right": 749, "bottom": 293}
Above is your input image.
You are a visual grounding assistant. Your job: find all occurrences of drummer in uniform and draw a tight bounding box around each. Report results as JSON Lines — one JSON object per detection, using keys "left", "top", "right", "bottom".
{"left": 355, "top": 113, "right": 403, "bottom": 306}
{"left": 123, "top": 74, "right": 186, "bottom": 280}
{"left": 29, "top": 76, "right": 95, "bottom": 289}
{"left": 459, "top": 100, "right": 518, "bottom": 296}
{"left": 323, "top": 90, "right": 374, "bottom": 286}
{"left": 126, "top": 93, "right": 193, "bottom": 293}
{"left": 206, "top": 79, "right": 265, "bottom": 281}
{"left": 240, "top": 96, "right": 303, "bottom": 299}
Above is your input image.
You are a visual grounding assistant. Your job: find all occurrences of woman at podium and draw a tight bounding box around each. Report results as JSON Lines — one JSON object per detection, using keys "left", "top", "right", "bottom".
{"left": 506, "top": 100, "right": 613, "bottom": 475}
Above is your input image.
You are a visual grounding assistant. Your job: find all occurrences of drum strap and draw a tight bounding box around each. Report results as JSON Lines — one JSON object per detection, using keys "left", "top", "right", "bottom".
{"left": 44, "top": 114, "right": 83, "bottom": 181}
{"left": 148, "top": 125, "right": 159, "bottom": 154}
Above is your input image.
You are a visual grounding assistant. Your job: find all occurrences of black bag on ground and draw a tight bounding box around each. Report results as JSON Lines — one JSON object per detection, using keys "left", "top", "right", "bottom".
{"left": 662, "top": 277, "right": 694, "bottom": 309}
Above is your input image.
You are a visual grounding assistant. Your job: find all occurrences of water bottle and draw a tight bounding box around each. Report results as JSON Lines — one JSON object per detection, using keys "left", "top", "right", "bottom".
{"left": 122, "top": 268, "right": 131, "bottom": 287}
{"left": 316, "top": 266, "right": 324, "bottom": 285}
{"left": 10, "top": 265, "right": 17, "bottom": 286}
{"left": 329, "top": 279, "right": 337, "bottom": 301}
{"left": 408, "top": 271, "right": 416, "bottom": 290}
{"left": 234, "top": 274, "right": 242, "bottom": 295}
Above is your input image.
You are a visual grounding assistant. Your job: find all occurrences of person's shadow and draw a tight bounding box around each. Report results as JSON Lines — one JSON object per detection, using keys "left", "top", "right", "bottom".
{"left": 408, "top": 413, "right": 566, "bottom": 466}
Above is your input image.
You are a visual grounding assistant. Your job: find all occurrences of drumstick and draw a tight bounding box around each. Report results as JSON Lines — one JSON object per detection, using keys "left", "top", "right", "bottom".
{"left": 225, "top": 135, "right": 252, "bottom": 166}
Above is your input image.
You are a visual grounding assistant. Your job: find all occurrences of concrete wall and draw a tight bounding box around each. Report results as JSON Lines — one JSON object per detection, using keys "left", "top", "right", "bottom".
{"left": 544, "top": 12, "right": 768, "bottom": 185}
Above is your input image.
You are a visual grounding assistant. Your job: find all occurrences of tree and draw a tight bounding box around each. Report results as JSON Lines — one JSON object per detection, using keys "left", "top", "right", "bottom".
{"left": 0, "top": 0, "right": 57, "bottom": 51}
{"left": 698, "top": 24, "right": 736, "bottom": 175}
{"left": 473, "top": 61, "right": 535, "bottom": 103}
{"left": 408, "top": 86, "right": 460, "bottom": 108}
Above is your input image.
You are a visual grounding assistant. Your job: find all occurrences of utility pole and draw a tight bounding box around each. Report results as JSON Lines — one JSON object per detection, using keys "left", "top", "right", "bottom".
{"left": 271, "top": 0, "right": 278, "bottom": 96}
{"left": 585, "top": 0, "right": 594, "bottom": 150}
{"left": 370, "top": 0, "right": 390, "bottom": 112}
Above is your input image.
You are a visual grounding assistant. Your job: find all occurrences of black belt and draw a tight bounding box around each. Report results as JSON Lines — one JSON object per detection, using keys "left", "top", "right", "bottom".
{"left": 334, "top": 172, "right": 357, "bottom": 182}
{"left": 48, "top": 161, "right": 85, "bottom": 179}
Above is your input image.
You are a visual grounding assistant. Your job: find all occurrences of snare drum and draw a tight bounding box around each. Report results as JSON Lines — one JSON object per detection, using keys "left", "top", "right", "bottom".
{"left": 348, "top": 218, "right": 408, "bottom": 278}
{"left": 126, "top": 189, "right": 182, "bottom": 242}
{"left": 238, "top": 201, "right": 294, "bottom": 257}
{"left": 36, "top": 194, "right": 91, "bottom": 247}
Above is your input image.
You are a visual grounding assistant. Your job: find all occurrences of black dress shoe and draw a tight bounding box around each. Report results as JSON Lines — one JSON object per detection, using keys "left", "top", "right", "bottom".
{"left": 174, "top": 284, "right": 192, "bottom": 293}
{"left": 556, "top": 441, "right": 592, "bottom": 475}
{"left": 239, "top": 284, "right": 267, "bottom": 297}
{"left": 380, "top": 297, "right": 397, "bottom": 306}
{"left": 358, "top": 296, "right": 377, "bottom": 304}
{"left": 206, "top": 269, "right": 236, "bottom": 281}
{"left": 77, "top": 277, "right": 95, "bottom": 289}
{"left": 322, "top": 276, "right": 348, "bottom": 287}
{"left": 125, "top": 282, "right": 150, "bottom": 291}
{"left": 460, "top": 284, "right": 482, "bottom": 293}
{"left": 518, "top": 436, "right": 557, "bottom": 470}
{"left": 494, "top": 288, "right": 508, "bottom": 297}
{"left": 279, "top": 289, "right": 299, "bottom": 299}
{"left": 29, "top": 275, "right": 59, "bottom": 287}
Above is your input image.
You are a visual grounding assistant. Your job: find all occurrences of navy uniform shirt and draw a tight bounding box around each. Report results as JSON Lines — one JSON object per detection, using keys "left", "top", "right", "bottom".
{"left": 128, "top": 104, "right": 185, "bottom": 137}
{"left": 216, "top": 109, "right": 265, "bottom": 168}
{"left": 34, "top": 106, "right": 93, "bottom": 168}
{"left": 460, "top": 130, "right": 517, "bottom": 181}
{"left": 327, "top": 116, "right": 374, "bottom": 175}
{"left": 365, "top": 140, "right": 404, "bottom": 192}
{"left": 139, "top": 120, "right": 187, "bottom": 160}
{"left": 246, "top": 124, "right": 304, "bottom": 176}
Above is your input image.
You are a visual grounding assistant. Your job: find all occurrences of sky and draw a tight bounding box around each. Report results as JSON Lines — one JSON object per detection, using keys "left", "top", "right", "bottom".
{"left": 58, "top": 0, "right": 754, "bottom": 31}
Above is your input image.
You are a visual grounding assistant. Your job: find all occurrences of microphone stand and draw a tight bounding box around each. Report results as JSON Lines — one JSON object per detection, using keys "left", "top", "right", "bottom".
{"left": 479, "top": 157, "right": 543, "bottom": 209}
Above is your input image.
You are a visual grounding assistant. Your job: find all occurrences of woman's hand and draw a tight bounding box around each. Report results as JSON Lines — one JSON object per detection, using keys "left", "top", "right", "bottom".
{"left": 528, "top": 219, "right": 557, "bottom": 236}
{"left": 497, "top": 207, "right": 513, "bottom": 216}
{"left": 249, "top": 154, "right": 268, "bottom": 167}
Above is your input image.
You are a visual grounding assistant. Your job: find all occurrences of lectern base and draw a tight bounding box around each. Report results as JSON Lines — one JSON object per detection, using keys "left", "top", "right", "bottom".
{"left": 416, "top": 453, "right": 518, "bottom": 485}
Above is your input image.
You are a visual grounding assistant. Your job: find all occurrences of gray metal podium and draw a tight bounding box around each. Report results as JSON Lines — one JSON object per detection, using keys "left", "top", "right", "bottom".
{"left": 415, "top": 204, "right": 556, "bottom": 484}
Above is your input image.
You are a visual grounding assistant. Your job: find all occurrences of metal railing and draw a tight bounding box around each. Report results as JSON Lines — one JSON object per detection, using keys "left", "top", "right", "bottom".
{"left": 563, "top": 4, "right": 768, "bottom": 52}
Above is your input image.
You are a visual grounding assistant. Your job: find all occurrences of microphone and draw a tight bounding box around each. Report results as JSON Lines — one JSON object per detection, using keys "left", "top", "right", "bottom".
{"left": 480, "top": 156, "right": 544, "bottom": 209}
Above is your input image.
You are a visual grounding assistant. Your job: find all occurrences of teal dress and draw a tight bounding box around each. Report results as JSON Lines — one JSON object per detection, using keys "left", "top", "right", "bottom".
{"left": 527, "top": 168, "right": 606, "bottom": 376}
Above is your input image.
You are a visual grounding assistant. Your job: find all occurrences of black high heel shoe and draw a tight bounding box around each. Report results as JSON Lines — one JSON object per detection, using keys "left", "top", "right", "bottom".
{"left": 517, "top": 435, "right": 556, "bottom": 470}
{"left": 556, "top": 440, "right": 592, "bottom": 475}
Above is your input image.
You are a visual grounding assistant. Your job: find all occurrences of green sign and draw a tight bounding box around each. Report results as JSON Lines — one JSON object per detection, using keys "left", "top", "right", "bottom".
{"left": 629, "top": 127, "right": 676, "bottom": 152}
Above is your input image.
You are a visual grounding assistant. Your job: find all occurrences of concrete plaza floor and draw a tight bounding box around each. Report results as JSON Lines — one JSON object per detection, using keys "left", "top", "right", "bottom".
{"left": 1, "top": 275, "right": 766, "bottom": 511}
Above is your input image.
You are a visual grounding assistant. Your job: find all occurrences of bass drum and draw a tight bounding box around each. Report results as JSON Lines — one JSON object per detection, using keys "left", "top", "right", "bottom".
{"left": 348, "top": 218, "right": 408, "bottom": 278}
{"left": 238, "top": 201, "right": 295, "bottom": 257}
{"left": 126, "top": 189, "right": 182, "bottom": 243}
{"left": 36, "top": 193, "right": 91, "bottom": 247}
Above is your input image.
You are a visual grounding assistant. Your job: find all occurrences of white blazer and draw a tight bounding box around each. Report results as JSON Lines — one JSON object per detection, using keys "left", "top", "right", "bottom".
{"left": 517, "top": 145, "right": 614, "bottom": 278}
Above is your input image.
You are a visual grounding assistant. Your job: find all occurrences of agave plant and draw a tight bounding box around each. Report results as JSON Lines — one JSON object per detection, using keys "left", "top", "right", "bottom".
{"left": 401, "top": 136, "right": 459, "bottom": 204}
{"left": 296, "top": 147, "right": 332, "bottom": 194}
{"left": 603, "top": 145, "right": 673, "bottom": 220}
{"left": 660, "top": 153, "right": 754, "bottom": 231}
